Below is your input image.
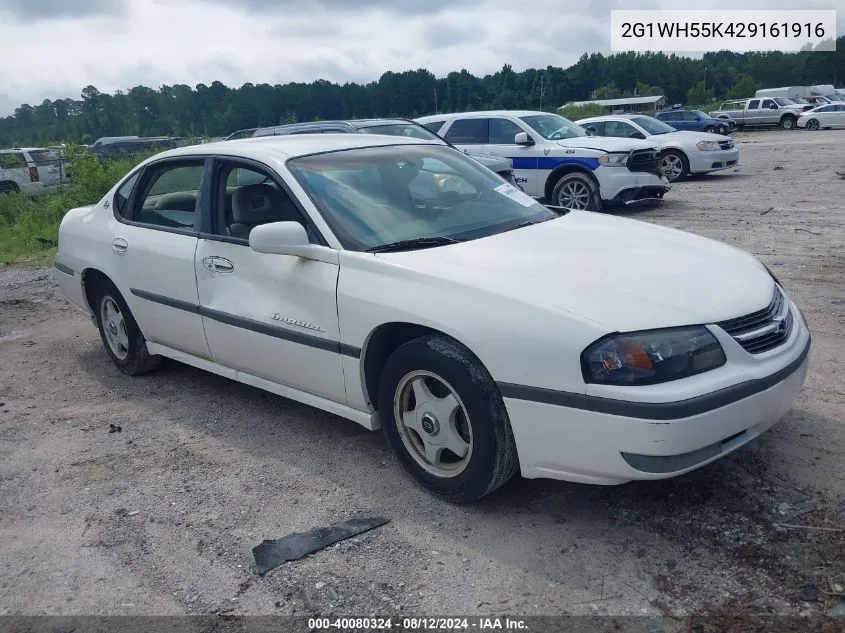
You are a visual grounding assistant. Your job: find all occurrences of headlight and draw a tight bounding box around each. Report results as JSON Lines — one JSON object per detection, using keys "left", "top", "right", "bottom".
{"left": 696, "top": 141, "right": 721, "bottom": 151}
{"left": 581, "top": 326, "right": 726, "bottom": 386}
{"left": 599, "top": 152, "right": 629, "bottom": 167}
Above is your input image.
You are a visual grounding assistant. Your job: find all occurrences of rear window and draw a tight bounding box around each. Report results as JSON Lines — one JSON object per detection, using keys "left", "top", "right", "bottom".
{"left": 420, "top": 120, "right": 445, "bottom": 134}
{"left": 0, "top": 153, "right": 27, "bottom": 169}
{"left": 28, "top": 149, "right": 62, "bottom": 166}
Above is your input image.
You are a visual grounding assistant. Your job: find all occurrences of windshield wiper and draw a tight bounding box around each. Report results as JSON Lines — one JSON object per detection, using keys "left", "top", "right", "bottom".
{"left": 366, "top": 236, "right": 464, "bottom": 253}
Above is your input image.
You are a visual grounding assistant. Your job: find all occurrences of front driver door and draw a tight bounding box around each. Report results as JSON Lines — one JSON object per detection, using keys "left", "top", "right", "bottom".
{"left": 193, "top": 159, "right": 346, "bottom": 403}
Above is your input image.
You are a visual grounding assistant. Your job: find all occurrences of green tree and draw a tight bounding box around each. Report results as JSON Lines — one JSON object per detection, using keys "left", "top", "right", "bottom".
{"left": 727, "top": 75, "right": 760, "bottom": 99}
{"left": 686, "top": 81, "right": 714, "bottom": 106}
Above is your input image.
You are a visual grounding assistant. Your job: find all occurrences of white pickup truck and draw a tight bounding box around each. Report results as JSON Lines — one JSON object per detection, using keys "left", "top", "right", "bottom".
{"left": 709, "top": 98, "right": 804, "bottom": 130}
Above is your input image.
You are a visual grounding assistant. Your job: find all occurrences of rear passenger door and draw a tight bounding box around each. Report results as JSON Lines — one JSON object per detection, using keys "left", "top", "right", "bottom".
{"left": 107, "top": 158, "right": 211, "bottom": 358}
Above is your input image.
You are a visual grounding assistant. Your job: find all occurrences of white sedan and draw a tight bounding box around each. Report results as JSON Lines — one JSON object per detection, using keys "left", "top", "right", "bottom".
{"left": 54, "top": 134, "right": 810, "bottom": 502}
{"left": 575, "top": 114, "right": 740, "bottom": 183}
{"left": 797, "top": 103, "right": 845, "bottom": 130}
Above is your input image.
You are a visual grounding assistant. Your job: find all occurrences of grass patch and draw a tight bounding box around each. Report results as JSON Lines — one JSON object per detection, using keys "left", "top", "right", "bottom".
{"left": 0, "top": 148, "right": 152, "bottom": 267}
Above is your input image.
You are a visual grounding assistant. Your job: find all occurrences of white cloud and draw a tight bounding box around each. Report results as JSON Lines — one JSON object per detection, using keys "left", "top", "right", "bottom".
{"left": 0, "top": 0, "right": 841, "bottom": 115}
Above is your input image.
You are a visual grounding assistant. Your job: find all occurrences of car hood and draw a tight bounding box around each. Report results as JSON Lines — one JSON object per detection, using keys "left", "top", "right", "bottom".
{"left": 555, "top": 136, "right": 657, "bottom": 152}
{"left": 377, "top": 211, "right": 773, "bottom": 332}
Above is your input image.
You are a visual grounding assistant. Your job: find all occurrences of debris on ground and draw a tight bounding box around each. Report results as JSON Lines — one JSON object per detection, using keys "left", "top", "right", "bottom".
{"left": 252, "top": 517, "right": 390, "bottom": 575}
{"left": 108, "top": 423, "right": 122, "bottom": 433}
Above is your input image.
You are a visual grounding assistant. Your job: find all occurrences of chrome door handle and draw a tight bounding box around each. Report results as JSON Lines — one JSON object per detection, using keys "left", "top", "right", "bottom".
{"left": 202, "top": 256, "right": 234, "bottom": 273}
{"left": 112, "top": 237, "right": 128, "bottom": 254}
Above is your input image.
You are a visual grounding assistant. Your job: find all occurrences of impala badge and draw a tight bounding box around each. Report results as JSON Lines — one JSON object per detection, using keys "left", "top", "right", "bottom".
{"left": 271, "top": 313, "right": 325, "bottom": 332}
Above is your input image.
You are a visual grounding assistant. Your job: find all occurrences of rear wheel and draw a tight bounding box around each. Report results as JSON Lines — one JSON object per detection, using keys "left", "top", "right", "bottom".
{"left": 704, "top": 126, "right": 717, "bottom": 134}
{"left": 781, "top": 115, "right": 797, "bottom": 130}
{"left": 806, "top": 119, "right": 820, "bottom": 131}
{"left": 660, "top": 150, "right": 689, "bottom": 182}
{"left": 551, "top": 172, "right": 600, "bottom": 211}
{"left": 92, "top": 280, "right": 161, "bottom": 375}
{"left": 0, "top": 181, "right": 20, "bottom": 194}
{"left": 378, "top": 335, "right": 519, "bottom": 503}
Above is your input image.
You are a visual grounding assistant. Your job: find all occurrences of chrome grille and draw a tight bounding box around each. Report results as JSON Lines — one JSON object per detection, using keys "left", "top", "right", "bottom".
{"left": 719, "top": 140, "right": 734, "bottom": 150}
{"left": 717, "top": 286, "right": 792, "bottom": 354}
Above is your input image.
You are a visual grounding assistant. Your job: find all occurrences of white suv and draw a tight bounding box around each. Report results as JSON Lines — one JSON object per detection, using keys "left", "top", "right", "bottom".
{"left": 0, "top": 147, "right": 69, "bottom": 195}
{"left": 415, "top": 110, "right": 670, "bottom": 211}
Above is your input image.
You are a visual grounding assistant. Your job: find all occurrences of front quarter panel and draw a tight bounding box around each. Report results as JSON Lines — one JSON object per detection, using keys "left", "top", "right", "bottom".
{"left": 335, "top": 251, "right": 607, "bottom": 413}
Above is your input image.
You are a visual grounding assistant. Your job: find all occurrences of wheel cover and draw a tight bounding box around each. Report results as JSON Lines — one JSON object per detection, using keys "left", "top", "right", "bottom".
{"left": 808, "top": 120, "right": 819, "bottom": 130}
{"left": 557, "top": 179, "right": 592, "bottom": 210}
{"left": 100, "top": 296, "right": 130, "bottom": 360}
{"left": 783, "top": 118, "right": 795, "bottom": 129}
{"left": 393, "top": 370, "right": 473, "bottom": 478}
{"left": 661, "top": 154, "right": 684, "bottom": 181}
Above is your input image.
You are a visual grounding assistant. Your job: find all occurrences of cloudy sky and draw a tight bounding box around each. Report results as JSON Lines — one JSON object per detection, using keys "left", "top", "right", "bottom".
{"left": 0, "top": 0, "right": 841, "bottom": 115}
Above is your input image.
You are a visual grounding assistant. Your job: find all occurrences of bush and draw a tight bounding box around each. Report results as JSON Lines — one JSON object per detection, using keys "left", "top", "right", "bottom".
{"left": 0, "top": 146, "right": 154, "bottom": 266}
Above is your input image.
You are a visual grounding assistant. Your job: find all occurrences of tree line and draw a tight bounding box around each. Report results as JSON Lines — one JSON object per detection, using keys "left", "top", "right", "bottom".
{"left": 2, "top": 39, "right": 844, "bottom": 147}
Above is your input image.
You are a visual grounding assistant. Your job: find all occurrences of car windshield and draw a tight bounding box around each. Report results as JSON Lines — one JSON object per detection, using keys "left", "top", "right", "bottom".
{"left": 357, "top": 123, "right": 442, "bottom": 141}
{"left": 792, "top": 97, "right": 809, "bottom": 104}
{"left": 692, "top": 110, "right": 710, "bottom": 119}
{"left": 287, "top": 144, "right": 557, "bottom": 252}
{"left": 519, "top": 114, "right": 586, "bottom": 139}
{"left": 775, "top": 98, "right": 795, "bottom": 106}
{"left": 631, "top": 116, "right": 676, "bottom": 135}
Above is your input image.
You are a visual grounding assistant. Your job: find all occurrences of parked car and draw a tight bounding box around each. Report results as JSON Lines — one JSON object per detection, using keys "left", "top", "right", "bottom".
{"left": 797, "top": 103, "right": 845, "bottom": 130}
{"left": 0, "top": 147, "right": 69, "bottom": 195}
{"left": 654, "top": 109, "right": 732, "bottom": 135}
{"left": 709, "top": 98, "right": 804, "bottom": 130}
{"left": 91, "top": 136, "right": 187, "bottom": 158}
{"left": 575, "top": 114, "right": 739, "bottom": 183}
{"left": 248, "top": 118, "right": 521, "bottom": 188}
{"left": 54, "top": 134, "right": 810, "bottom": 502}
{"left": 414, "top": 110, "right": 670, "bottom": 211}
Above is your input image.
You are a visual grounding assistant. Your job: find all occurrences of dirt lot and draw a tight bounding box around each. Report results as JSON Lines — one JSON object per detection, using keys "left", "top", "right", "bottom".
{"left": 0, "top": 128, "right": 843, "bottom": 621}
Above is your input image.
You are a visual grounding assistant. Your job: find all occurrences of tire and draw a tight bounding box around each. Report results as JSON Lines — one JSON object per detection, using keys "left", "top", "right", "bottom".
{"left": 806, "top": 119, "right": 820, "bottom": 131}
{"left": 550, "top": 172, "right": 600, "bottom": 211}
{"left": 92, "top": 279, "right": 161, "bottom": 376}
{"left": 704, "top": 126, "right": 717, "bottom": 134}
{"left": 0, "top": 181, "right": 20, "bottom": 195}
{"left": 378, "top": 334, "right": 519, "bottom": 503}
{"left": 780, "top": 115, "right": 796, "bottom": 130}
{"left": 659, "top": 149, "right": 689, "bottom": 183}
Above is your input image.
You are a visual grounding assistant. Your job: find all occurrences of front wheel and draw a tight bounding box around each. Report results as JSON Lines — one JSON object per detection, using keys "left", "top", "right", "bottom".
{"left": 781, "top": 116, "right": 796, "bottom": 130}
{"left": 378, "top": 335, "right": 519, "bottom": 503}
{"left": 704, "top": 126, "right": 717, "bottom": 134}
{"left": 660, "top": 150, "right": 689, "bottom": 183}
{"left": 93, "top": 281, "right": 161, "bottom": 376}
{"left": 806, "top": 119, "right": 820, "bottom": 131}
{"left": 551, "top": 172, "right": 600, "bottom": 211}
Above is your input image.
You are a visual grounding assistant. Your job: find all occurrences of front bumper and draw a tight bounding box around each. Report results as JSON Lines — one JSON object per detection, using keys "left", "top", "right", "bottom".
{"left": 689, "top": 148, "right": 740, "bottom": 174}
{"left": 597, "top": 167, "right": 670, "bottom": 203}
{"left": 502, "top": 306, "right": 810, "bottom": 485}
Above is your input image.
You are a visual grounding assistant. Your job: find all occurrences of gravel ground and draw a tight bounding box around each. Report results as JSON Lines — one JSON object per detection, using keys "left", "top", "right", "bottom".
{"left": 0, "top": 129, "right": 843, "bottom": 621}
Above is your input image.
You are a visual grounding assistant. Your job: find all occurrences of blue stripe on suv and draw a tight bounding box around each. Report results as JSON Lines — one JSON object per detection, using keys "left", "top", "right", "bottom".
{"left": 510, "top": 157, "right": 601, "bottom": 170}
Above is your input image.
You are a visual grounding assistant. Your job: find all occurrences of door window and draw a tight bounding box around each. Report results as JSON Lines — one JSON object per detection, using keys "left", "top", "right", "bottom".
{"left": 133, "top": 162, "right": 204, "bottom": 231}
{"left": 761, "top": 99, "right": 776, "bottom": 109}
{"left": 488, "top": 118, "right": 524, "bottom": 144}
{"left": 114, "top": 172, "right": 140, "bottom": 220}
{"left": 214, "top": 163, "right": 307, "bottom": 241}
{"left": 444, "top": 118, "right": 489, "bottom": 144}
{"left": 748, "top": 100, "right": 760, "bottom": 109}
{"left": 604, "top": 121, "right": 638, "bottom": 137}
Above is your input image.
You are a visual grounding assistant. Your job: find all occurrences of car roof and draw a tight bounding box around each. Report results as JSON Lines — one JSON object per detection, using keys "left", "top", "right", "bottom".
{"left": 150, "top": 133, "right": 441, "bottom": 162}
{"left": 415, "top": 110, "right": 549, "bottom": 122}
{"left": 576, "top": 114, "right": 648, "bottom": 122}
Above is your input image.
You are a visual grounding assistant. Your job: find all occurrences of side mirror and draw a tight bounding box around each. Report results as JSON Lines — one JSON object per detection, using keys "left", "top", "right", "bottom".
{"left": 249, "top": 221, "right": 319, "bottom": 259}
{"left": 584, "top": 126, "right": 597, "bottom": 137}
{"left": 769, "top": 104, "right": 778, "bottom": 109}
{"left": 630, "top": 132, "right": 646, "bottom": 139}
{"left": 514, "top": 132, "right": 533, "bottom": 145}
